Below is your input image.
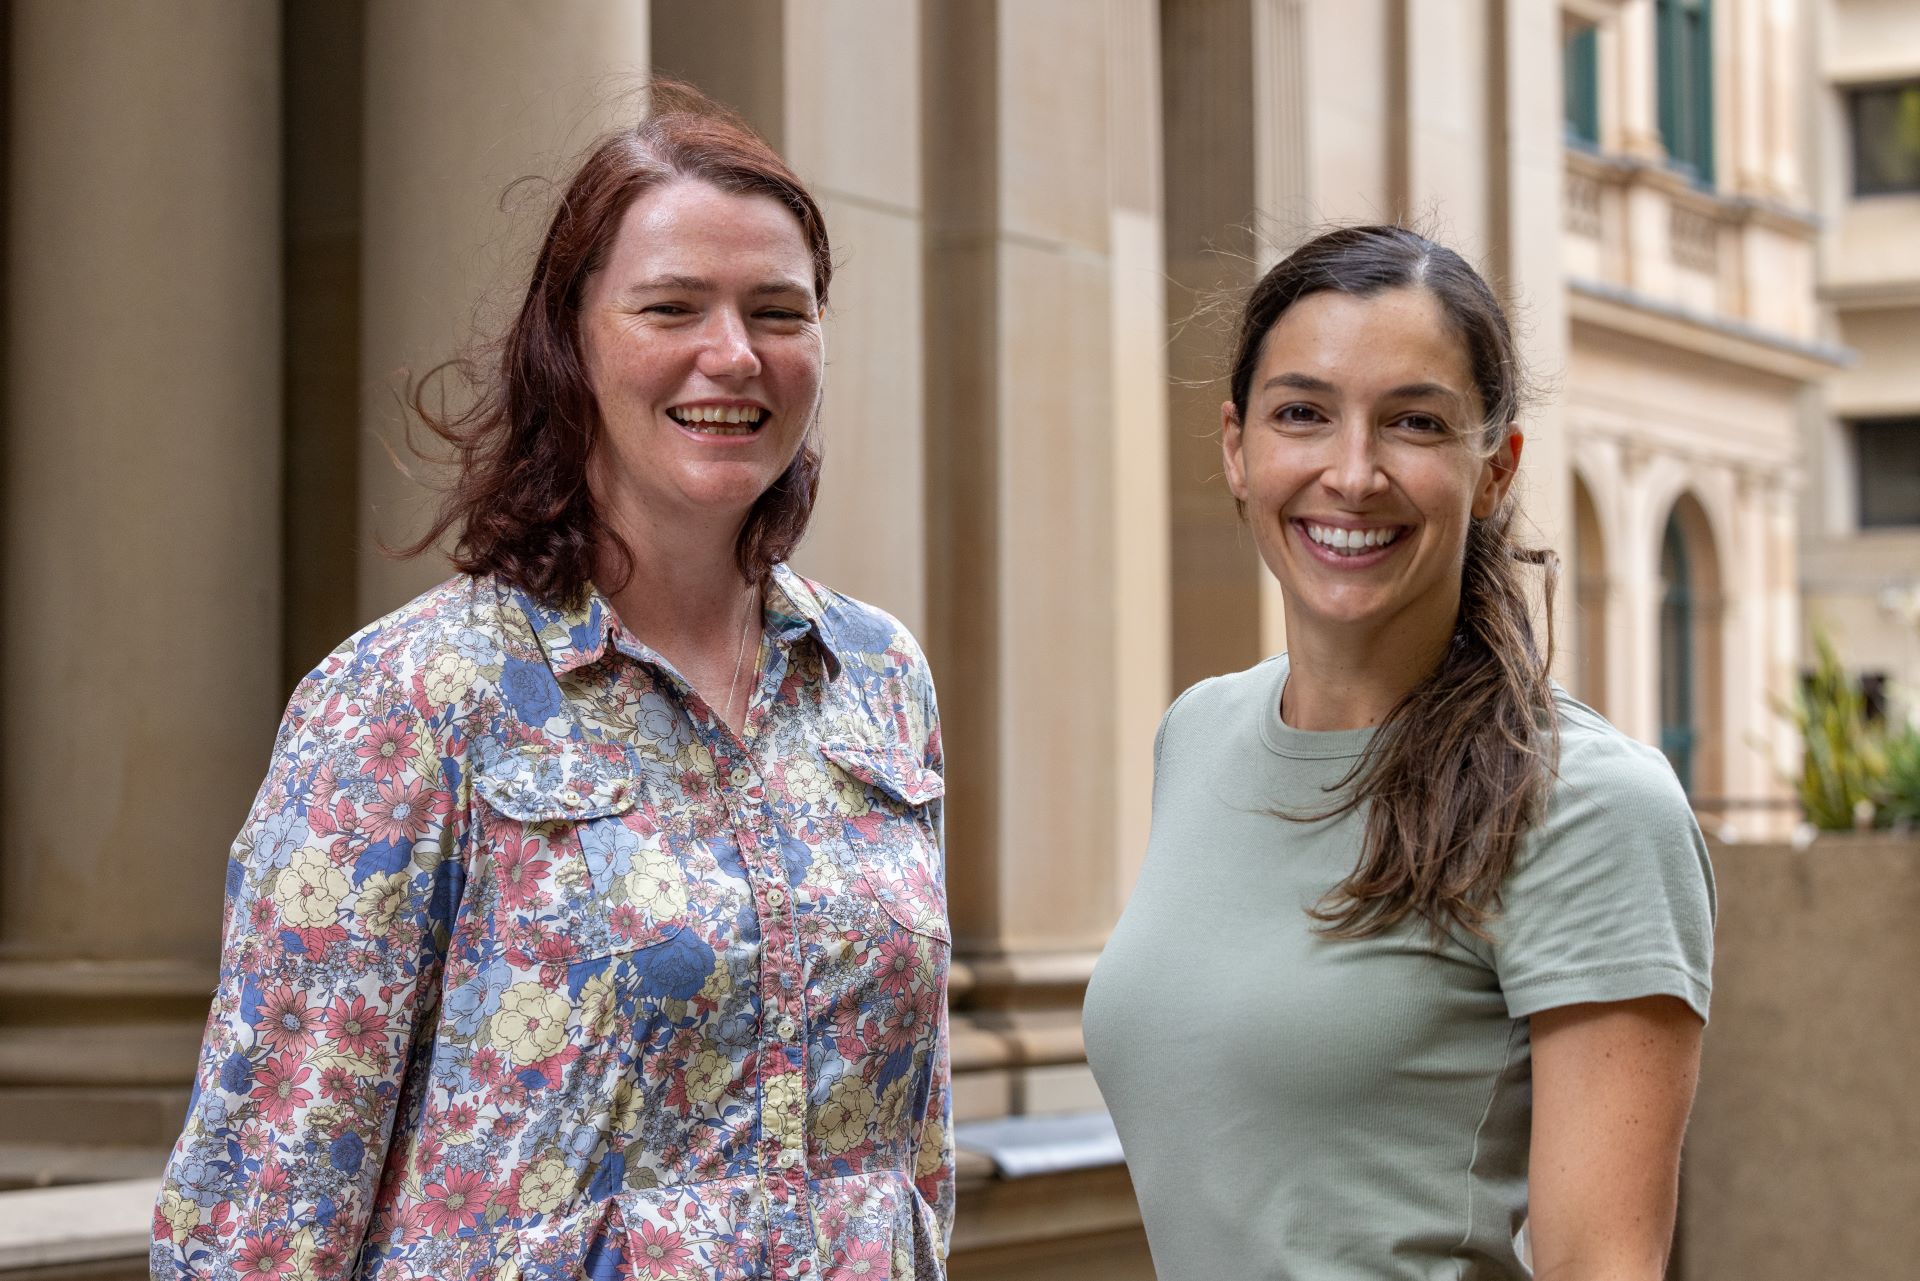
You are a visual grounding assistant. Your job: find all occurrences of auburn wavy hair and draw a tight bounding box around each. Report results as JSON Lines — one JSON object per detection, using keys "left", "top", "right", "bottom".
{"left": 398, "top": 80, "right": 833, "bottom": 602}
{"left": 1227, "top": 225, "right": 1561, "bottom": 941}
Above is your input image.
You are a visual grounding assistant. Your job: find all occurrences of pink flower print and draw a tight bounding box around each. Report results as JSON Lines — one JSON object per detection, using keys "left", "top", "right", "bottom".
{"left": 320, "top": 993, "right": 390, "bottom": 1058}
{"left": 871, "top": 935, "right": 919, "bottom": 997}
{"left": 418, "top": 1165, "right": 490, "bottom": 1235}
{"left": 233, "top": 1229, "right": 295, "bottom": 1279}
{"left": 354, "top": 716, "right": 419, "bottom": 782}
{"left": 834, "top": 1239, "right": 890, "bottom": 1280}
{"left": 493, "top": 832, "right": 551, "bottom": 909}
{"left": 874, "top": 998, "right": 930, "bottom": 1060}
{"left": 362, "top": 776, "right": 433, "bottom": 846}
{"left": 255, "top": 985, "right": 323, "bottom": 1056}
{"left": 631, "top": 1221, "right": 694, "bottom": 1278}
{"left": 251, "top": 1053, "right": 313, "bottom": 1124}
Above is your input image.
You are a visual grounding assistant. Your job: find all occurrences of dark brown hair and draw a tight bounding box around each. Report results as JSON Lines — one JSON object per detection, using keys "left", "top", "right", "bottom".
{"left": 1227, "top": 224, "right": 1559, "bottom": 941}
{"left": 399, "top": 80, "right": 833, "bottom": 601}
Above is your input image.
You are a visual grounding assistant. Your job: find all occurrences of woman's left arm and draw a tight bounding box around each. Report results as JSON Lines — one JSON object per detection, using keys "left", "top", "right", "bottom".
{"left": 1527, "top": 994, "right": 1705, "bottom": 1281}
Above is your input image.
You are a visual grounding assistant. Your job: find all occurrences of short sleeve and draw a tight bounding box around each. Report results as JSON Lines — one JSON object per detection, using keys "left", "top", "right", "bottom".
{"left": 1489, "top": 730, "right": 1716, "bottom": 1023}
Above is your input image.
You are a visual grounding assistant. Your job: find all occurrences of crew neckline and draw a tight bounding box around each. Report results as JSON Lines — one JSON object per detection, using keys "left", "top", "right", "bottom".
{"left": 1259, "top": 654, "right": 1379, "bottom": 761}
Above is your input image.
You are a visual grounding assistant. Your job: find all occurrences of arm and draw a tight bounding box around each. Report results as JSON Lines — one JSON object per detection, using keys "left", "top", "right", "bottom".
{"left": 1527, "top": 995, "right": 1704, "bottom": 1281}
{"left": 153, "top": 653, "right": 457, "bottom": 1279}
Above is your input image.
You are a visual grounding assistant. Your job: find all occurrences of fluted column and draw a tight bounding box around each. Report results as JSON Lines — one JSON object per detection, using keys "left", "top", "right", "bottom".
{"left": 2, "top": 0, "right": 281, "bottom": 969}
{"left": 357, "top": 1, "right": 652, "bottom": 618}
{"left": 924, "top": 0, "right": 1170, "bottom": 963}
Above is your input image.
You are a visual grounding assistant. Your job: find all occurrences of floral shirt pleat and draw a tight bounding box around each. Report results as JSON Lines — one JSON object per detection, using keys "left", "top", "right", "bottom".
{"left": 154, "top": 567, "right": 951, "bottom": 1281}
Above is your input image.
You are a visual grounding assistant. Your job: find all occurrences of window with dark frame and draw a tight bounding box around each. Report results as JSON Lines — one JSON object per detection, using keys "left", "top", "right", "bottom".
{"left": 1849, "top": 81, "right": 1920, "bottom": 197}
{"left": 1656, "top": 0, "right": 1714, "bottom": 185}
{"left": 1855, "top": 417, "right": 1920, "bottom": 529}
{"left": 1565, "top": 20, "right": 1600, "bottom": 148}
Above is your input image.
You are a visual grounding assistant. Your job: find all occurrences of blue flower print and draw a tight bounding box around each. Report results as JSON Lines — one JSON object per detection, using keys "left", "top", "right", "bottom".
{"left": 579, "top": 820, "right": 639, "bottom": 894}
{"left": 634, "top": 690, "right": 690, "bottom": 752}
{"left": 255, "top": 810, "right": 307, "bottom": 869}
{"left": 502, "top": 656, "right": 564, "bottom": 725}
{"left": 445, "top": 960, "right": 508, "bottom": 1037}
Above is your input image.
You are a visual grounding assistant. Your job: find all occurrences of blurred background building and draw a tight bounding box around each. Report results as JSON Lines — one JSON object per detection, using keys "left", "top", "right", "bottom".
{"left": 0, "top": 1, "right": 1914, "bottom": 1278}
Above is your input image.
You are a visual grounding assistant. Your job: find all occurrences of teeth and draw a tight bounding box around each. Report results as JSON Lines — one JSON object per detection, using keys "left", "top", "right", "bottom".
{"left": 1303, "top": 522, "right": 1402, "bottom": 554}
{"left": 668, "top": 409, "right": 764, "bottom": 434}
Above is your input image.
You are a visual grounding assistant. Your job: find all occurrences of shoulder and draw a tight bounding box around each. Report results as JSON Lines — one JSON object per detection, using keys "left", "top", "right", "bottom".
{"left": 784, "top": 568, "right": 933, "bottom": 685}
{"left": 285, "top": 574, "right": 516, "bottom": 733}
{"left": 1544, "top": 687, "right": 1693, "bottom": 824}
{"left": 1156, "top": 654, "right": 1286, "bottom": 764}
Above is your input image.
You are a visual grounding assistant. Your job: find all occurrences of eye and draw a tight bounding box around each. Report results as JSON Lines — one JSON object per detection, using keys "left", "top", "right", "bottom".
{"left": 1394, "top": 412, "right": 1449, "bottom": 435}
{"left": 1274, "top": 403, "right": 1325, "bottom": 426}
{"left": 641, "top": 302, "right": 693, "bottom": 317}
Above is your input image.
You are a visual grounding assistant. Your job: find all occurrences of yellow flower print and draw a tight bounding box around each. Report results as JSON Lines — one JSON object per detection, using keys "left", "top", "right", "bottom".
{"left": 818, "top": 1076, "right": 876, "bottom": 1154}
{"left": 697, "top": 955, "right": 733, "bottom": 1003}
{"left": 781, "top": 759, "right": 833, "bottom": 808}
{"left": 576, "top": 971, "right": 619, "bottom": 1039}
{"left": 914, "top": 1120, "right": 947, "bottom": 1181}
{"left": 609, "top": 1080, "right": 643, "bottom": 1134}
{"left": 625, "top": 849, "right": 687, "bottom": 920}
{"left": 157, "top": 1186, "right": 198, "bottom": 1243}
{"left": 763, "top": 1071, "right": 805, "bottom": 1136}
{"left": 421, "top": 652, "right": 478, "bottom": 706}
{"left": 517, "top": 1155, "right": 573, "bottom": 1215}
{"left": 272, "top": 846, "right": 349, "bottom": 928}
{"left": 490, "top": 983, "right": 570, "bottom": 1064}
{"left": 684, "top": 1048, "right": 731, "bottom": 1104}
{"left": 681, "top": 740, "right": 715, "bottom": 777}
{"left": 828, "top": 770, "right": 872, "bottom": 819}
{"left": 353, "top": 871, "right": 410, "bottom": 938}
{"left": 876, "top": 1074, "right": 911, "bottom": 1135}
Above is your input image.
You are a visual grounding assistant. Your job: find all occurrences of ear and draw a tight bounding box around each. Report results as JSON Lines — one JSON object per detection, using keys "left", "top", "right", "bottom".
{"left": 1473, "top": 427, "right": 1524, "bottom": 519}
{"left": 1221, "top": 399, "right": 1249, "bottom": 502}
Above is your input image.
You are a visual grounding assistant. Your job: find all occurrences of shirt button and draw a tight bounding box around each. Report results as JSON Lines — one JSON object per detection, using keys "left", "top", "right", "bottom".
{"left": 766, "top": 886, "right": 786, "bottom": 908}
{"left": 560, "top": 787, "right": 583, "bottom": 806}
{"left": 776, "top": 1017, "right": 797, "bottom": 1040}
{"left": 779, "top": 1147, "right": 801, "bottom": 1169}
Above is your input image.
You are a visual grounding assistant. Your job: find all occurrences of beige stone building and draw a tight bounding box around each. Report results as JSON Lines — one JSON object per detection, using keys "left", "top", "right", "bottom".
{"left": 1803, "top": 0, "right": 1920, "bottom": 714}
{"left": 0, "top": 1, "right": 1874, "bottom": 1277}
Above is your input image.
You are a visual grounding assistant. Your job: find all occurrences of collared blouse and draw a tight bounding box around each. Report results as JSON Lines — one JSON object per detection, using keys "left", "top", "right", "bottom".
{"left": 154, "top": 566, "right": 952, "bottom": 1281}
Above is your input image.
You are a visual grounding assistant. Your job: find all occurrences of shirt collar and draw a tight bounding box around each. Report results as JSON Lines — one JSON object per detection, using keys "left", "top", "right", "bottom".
{"left": 513, "top": 564, "right": 845, "bottom": 681}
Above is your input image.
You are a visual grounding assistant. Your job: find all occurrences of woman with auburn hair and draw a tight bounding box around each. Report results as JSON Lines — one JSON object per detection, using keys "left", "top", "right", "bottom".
{"left": 1085, "top": 225, "right": 1713, "bottom": 1279}
{"left": 156, "top": 83, "right": 951, "bottom": 1281}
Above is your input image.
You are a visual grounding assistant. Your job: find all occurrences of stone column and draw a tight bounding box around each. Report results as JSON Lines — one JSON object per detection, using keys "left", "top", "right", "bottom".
{"left": 1616, "top": 0, "right": 1665, "bottom": 160}
{"left": 2, "top": 0, "right": 281, "bottom": 971}
{"left": 781, "top": 0, "right": 931, "bottom": 637}
{"left": 1489, "top": 0, "right": 1574, "bottom": 664}
{"left": 0, "top": 1, "right": 281, "bottom": 1156}
{"left": 357, "top": 1, "right": 652, "bottom": 619}
{"left": 923, "top": 0, "right": 1170, "bottom": 1030}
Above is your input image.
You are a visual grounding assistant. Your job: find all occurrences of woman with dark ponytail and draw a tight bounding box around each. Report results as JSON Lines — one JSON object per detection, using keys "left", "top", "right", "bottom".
{"left": 1085, "top": 226, "right": 1713, "bottom": 1279}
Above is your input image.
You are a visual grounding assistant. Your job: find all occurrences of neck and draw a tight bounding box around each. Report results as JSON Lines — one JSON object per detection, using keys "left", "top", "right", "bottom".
{"left": 1279, "top": 603, "right": 1458, "bottom": 732}
{"left": 596, "top": 501, "right": 756, "bottom": 648}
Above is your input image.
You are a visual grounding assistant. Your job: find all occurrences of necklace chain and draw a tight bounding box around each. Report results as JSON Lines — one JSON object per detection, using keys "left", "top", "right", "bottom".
{"left": 723, "top": 583, "right": 757, "bottom": 729}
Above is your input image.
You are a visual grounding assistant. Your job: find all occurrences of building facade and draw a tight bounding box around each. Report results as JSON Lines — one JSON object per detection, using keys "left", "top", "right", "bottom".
{"left": 0, "top": 1, "right": 1864, "bottom": 1276}
{"left": 1803, "top": 0, "right": 1920, "bottom": 716}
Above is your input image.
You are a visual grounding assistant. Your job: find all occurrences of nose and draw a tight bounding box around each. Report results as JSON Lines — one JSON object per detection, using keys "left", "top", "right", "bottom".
{"left": 696, "top": 308, "right": 761, "bottom": 380}
{"left": 1322, "top": 419, "right": 1387, "bottom": 502}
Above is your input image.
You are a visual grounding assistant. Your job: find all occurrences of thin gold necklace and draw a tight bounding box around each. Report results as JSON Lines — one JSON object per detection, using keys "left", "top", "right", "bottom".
{"left": 723, "top": 583, "right": 757, "bottom": 727}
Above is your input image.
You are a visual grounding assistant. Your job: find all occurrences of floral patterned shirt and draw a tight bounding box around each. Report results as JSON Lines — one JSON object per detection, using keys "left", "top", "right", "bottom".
{"left": 154, "top": 567, "right": 952, "bottom": 1281}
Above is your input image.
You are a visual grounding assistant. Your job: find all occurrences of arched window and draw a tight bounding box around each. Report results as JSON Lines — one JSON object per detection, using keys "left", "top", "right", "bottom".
{"left": 1659, "top": 509, "right": 1695, "bottom": 792}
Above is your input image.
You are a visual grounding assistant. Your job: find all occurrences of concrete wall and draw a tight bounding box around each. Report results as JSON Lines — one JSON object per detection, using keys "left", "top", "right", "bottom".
{"left": 1683, "top": 835, "right": 1920, "bottom": 1280}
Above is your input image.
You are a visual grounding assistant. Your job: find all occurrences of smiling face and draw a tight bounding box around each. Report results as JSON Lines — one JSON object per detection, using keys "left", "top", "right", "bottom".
{"left": 580, "top": 178, "right": 824, "bottom": 552}
{"left": 1222, "top": 286, "right": 1521, "bottom": 657}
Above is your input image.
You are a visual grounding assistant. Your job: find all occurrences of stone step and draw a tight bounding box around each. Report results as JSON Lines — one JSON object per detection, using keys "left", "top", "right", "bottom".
{"left": 0, "top": 960, "right": 212, "bottom": 1027}
{"left": 0, "top": 1088, "right": 188, "bottom": 1150}
{"left": 0, "top": 1143, "right": 164, "bottom": 1194}
{"left": 0, "top": 1024, "right": 201, "bottom": 1090}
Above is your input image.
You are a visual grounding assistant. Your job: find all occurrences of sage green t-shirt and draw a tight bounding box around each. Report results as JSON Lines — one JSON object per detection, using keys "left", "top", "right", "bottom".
{"left": 1083, "top": 655, "right": 1714, "bottom": 1280}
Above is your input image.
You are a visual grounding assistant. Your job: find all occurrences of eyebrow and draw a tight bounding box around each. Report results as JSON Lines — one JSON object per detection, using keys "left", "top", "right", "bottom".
{"left": 619, "top": 274, "right": 813, "bottom": 300}
{"left": 1261, "top": 372, "right": 1463, "bottom": 405}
